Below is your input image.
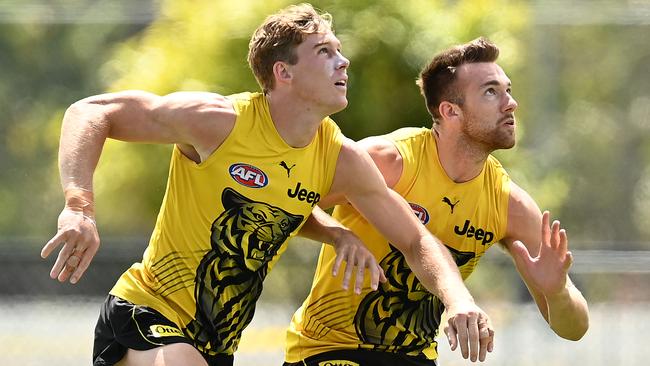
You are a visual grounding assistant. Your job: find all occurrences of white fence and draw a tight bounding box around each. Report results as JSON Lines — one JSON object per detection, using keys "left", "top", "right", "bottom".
{"left": 1, "top": 248, "right": 648, "bottom": 365}
{"left": 0, "top": 297, "right": 646, "bottom": 366}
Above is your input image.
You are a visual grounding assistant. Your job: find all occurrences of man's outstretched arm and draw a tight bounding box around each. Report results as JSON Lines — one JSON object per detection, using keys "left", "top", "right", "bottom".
{"left": 326, "top": 138, "right": 494, "bottom": 362}
{"left": 41, "top": 91, "right": 236, "bottom": 284}
{"left": 503, "top": 182, "right": 589, "bottom": 341}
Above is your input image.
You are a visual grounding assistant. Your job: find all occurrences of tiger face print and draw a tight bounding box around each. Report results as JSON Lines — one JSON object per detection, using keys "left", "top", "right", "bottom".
{"left": 354, "top": 244, "right": 475, "bottom": 355}
{"left": 214, "top": 187, "right": 304, "bottom": 271}
{"left": 186, "top": 187, "right": 303, "bottom": 355}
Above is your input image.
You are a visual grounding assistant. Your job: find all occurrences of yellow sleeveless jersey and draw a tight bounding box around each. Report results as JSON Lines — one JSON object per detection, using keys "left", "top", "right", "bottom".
{"left": 110, "top": 92, "right": 343, "bottom": 356}
{"left": 285, "top": 127, "right": 510, "bottom": 361}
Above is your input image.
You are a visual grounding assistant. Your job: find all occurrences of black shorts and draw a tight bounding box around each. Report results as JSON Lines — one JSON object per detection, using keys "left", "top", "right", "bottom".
{"left": 283, "top": 349, "right": 437, "bottom": 366}
{"left": 93, "top": 294, "right": 234, "bottom": 366}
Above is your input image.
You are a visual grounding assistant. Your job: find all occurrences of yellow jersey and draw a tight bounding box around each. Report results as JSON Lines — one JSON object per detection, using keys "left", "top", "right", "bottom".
{"left": 286, "top": 127, "right": 510, "bottom": 362}
{"left": 110, "top": 92, "right": 343, "bottom": 356}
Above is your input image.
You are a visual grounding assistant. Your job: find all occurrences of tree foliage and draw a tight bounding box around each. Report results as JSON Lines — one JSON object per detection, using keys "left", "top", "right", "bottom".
{"left": 0, "top": 19, "right": 146, "bottom": 237}
{"left": 2, "top": 1, "right": 649, "bottom": 251}
{"left": 92, "top": 0, "right": 529, "bottom": 235}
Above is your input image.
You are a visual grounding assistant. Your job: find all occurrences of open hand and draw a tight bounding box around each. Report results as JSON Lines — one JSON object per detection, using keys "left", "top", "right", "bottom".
{"left": 41, "top": 208, "right": 100, "bottom": 284}
{"left": 510, "top": 211, "right": 573, "bottom": 296}
{"left": 331, "top": 230, "right": 387, "bottom": 294}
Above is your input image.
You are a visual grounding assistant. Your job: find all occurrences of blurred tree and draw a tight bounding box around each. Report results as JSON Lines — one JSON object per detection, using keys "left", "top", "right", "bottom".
{"left": 524, "top": 19, "right": 650, "bottom": 248}
{"left": 2, "top": 0, "right": 648, "bottom": 253}
{"left": 0, "top": 7, "right": 149, "bottom": 237}
{"left": 92, "top": 0, "right": 529, "bottom": 235}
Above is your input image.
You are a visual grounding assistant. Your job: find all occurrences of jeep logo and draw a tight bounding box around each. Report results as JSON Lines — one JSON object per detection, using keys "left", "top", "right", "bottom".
{"left": 454, "top": 219, "right": 494, "bottom": 245}
{"left": 287, "top": 182, "right": 321, "bottom": 207}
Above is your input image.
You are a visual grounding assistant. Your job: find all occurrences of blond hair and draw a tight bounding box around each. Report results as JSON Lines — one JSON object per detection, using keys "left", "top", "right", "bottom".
{"left": 248, "top": 3, "right": 333, "bottom": 93}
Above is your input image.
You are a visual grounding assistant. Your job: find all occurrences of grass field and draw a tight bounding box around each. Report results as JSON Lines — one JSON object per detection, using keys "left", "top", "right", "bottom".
{"left": 0, "top": 296, "right": 645, "bottom": 366}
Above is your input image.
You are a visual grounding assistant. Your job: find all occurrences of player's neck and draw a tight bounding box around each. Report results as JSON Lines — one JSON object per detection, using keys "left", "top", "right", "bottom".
{"left": 266, "top": 91, "right": 324, "bottom": 148}
{"left": 433, "top": 128, "right": 489, "bottom": 183}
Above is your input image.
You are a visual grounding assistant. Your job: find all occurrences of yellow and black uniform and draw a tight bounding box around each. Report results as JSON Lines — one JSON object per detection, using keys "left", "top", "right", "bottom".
{"left": 93, "top": 92, "right": 343, "bottom": 365}
{"left": 285, "top": 127, "right": 510, "bottom": 365}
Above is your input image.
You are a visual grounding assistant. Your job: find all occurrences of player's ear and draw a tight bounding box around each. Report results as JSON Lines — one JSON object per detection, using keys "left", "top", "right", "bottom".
{"left": 273, "top": 61, "right": 292, "bottom": 86}
{"left": 439, "top": 101, "right": 462, "bottom": 120}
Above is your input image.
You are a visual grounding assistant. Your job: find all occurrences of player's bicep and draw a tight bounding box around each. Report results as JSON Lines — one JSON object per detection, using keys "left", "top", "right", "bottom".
{"left": 103, "top": 91, "right": 235, "bottom": 151}
{"left": 503, "top": 182, "right": 543, "bottom": 254}
{"left": 87, "top": 90, "right": 175, "bottom": 143}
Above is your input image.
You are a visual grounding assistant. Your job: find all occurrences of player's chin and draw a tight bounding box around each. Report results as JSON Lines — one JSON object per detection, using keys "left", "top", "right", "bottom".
{"left": 494, "top": 134, "right": 515, "bottom": 150}
{"left": 499, "top": 139, "right": 515, "bottom": 150}
{"left": 333, "top": 97, "right": 348, "bottom": 112}
{"left": 504, "top": 136, "right": 516, "bottom": 149}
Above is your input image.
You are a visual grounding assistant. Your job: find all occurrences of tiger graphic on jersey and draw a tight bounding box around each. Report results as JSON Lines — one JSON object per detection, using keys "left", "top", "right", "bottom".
{"left": 186, "top": 187, "right": 303, "bottom": 354}
{"left": 354, "top": 244, "right": 475, "bottom": 355}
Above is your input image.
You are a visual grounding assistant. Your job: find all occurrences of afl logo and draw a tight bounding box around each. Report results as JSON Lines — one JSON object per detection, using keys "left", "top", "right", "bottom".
{"left": 409, "top": 203, "right": 429, "bottom": 224}
{"left": 229, "top": 163, "right": 268, "bottom": 188}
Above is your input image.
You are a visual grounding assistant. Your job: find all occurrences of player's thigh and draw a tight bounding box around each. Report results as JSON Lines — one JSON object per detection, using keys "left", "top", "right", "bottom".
{"left": 116, "top": 343, "right": 208, "bottom": 366}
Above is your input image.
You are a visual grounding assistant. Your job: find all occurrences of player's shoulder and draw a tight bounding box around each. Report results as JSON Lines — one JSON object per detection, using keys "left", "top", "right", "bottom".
{"left": 355, "top": 136, "right": 398, "bottom": 164}
{"left": 164, "top": 90, "right": 231, "bottom": 102}
{"left": 334, "top": 137, "right": 384, "bottom": 179}
{"left": 359, "top": 127, "right": 429, "bottom": 162}
{"left": 384, "top": 126, "right": 430, "bottom": 143}
{"left": 160, "top": 92, "right": 238, "bottom": 152}
{"left": 224, "top": 91, "right": 258, "bottom": 107}
{"left": 357, "top": 126, "right": 428, "bottom": 155}
{"left": 508, "top": 181, "right": 540, "bottom": 218}
{"left": 357, "top": 133, "right": 394, "bottom": 151}
{"left": 158, "top": 90, "right": 236, "bottom": 117}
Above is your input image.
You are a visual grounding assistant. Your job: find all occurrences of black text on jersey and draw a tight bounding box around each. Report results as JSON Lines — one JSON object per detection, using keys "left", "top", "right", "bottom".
{"left": 287, "top": 182, "right": 321, "bottom": 207}
{"left": 454, "top": 219, "right": 494, "bottom": 245}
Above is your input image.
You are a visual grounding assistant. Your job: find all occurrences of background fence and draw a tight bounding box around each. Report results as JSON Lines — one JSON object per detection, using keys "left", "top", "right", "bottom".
{"left": 1, "top": 238, "right": 648, "bottom": 365}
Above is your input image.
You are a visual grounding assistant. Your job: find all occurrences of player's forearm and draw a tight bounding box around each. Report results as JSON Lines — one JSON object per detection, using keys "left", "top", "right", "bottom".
{"left": 404, "top": 235, "right": 474, "bottom": 307}
{"left": 298, "top": 206, "right": 346, "bottom": 244}
{"left": 59, "top": 100, "right": 110, "bottom": 193}
{"left": 374, "top": 190, "right": 474, "bottom": 306}
{"left": 545, "top": 281, "right": 589, "bottom": 340}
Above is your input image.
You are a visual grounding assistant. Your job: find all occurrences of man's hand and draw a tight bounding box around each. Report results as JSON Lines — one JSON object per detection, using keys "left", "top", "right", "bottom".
{"left": 298, "top": 205, "right": 386, "bottom": 294}
{"left": 331, "top": 230, "right": 387, "bottom": 294}
{"left": 41, "top": 208, "right": 100, "bottom": 284}
{"left": 510, "top": 210, "right": 572, "bottom": 297}
{"left": 444, "top": 302, "right": 495, "bottom": 362}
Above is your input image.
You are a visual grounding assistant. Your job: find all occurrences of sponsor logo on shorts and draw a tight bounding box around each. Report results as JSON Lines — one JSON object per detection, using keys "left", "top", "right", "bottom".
{"left": 318, "top": 361, "right": 360, "bottom": 366}
{"left": 409, "top": 202, "right": 430, "bottom": 224}
{"left": 149, "top": 324, "right": 183, "bottom": 338}
{"left": 229, "top": 163, "right": 268, "bottom": 188}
